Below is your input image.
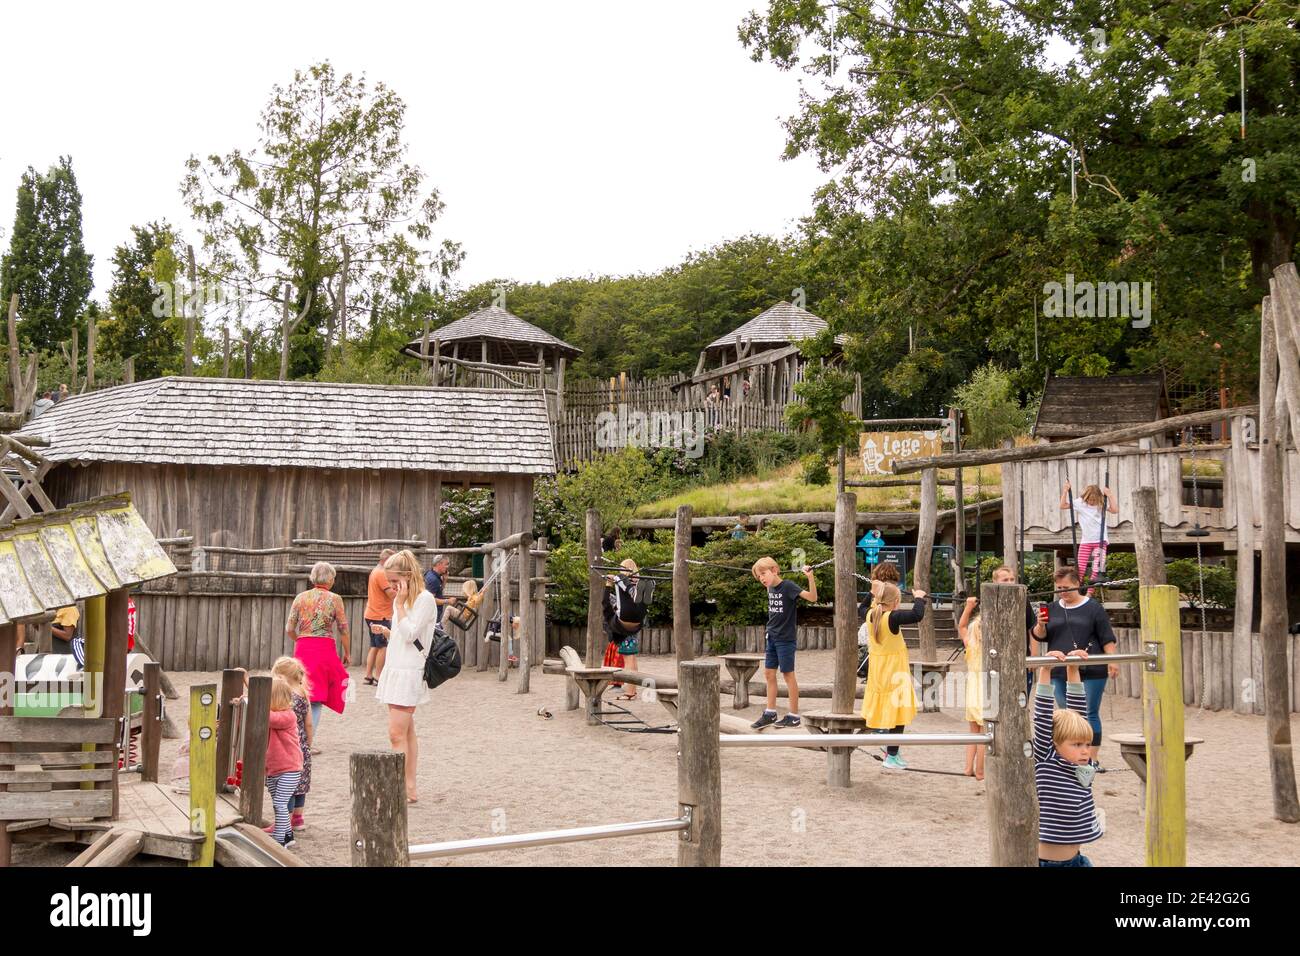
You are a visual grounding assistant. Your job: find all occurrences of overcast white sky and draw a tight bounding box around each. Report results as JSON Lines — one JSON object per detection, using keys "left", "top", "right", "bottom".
{"left": 1, "top": 0, "right": 827, "bottom": 299}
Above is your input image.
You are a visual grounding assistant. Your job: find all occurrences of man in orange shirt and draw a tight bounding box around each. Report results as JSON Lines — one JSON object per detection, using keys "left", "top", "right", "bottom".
{"left": 362, "top": 548, "right": 397, "bottom": 686}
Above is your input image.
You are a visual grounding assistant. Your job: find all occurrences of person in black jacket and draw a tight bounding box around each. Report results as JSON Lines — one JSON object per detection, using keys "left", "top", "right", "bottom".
{"left": 1031, "top": 565, "right": 1119, "bottom": 765}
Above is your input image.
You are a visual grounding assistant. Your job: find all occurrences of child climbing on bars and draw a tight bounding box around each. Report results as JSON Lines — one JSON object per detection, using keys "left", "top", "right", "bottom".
{"left": 750, "top": 557, "right": 817, "bottom": 729}
{"left": 1060, "top": 480, "right": 1118, "bottom": 584}
{"left": 271, "top": 657, "right": 312, "bottom": 833}
{"left": 264, "top": 676, "right": 303, "bottom": 848}
{"left": 1034, "top": 649, "right": 1102, "bottom": 867}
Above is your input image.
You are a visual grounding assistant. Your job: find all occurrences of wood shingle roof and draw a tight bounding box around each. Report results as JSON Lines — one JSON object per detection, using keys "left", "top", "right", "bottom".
{"left": 1032, "top": 373, "right": 1170, "bottom": 439}
{"left": 18, "top": 377, "right": 556, "bottom": 476}
{"left": 706, "top": 301, "right": 846, "bottom": 352}
{"left": 404, "top": 306, "right": 582, "bottom": 358}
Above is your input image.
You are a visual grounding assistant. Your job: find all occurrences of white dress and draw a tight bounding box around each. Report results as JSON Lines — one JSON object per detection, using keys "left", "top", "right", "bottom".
{"left": 375, "top": 590, "right": 436, "bottom": 707}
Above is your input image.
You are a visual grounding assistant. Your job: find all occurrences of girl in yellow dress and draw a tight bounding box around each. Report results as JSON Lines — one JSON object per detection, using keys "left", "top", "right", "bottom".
{"left": 957, "top": 595, "right": 986, "bottom": 780}
{"left": 860, "top": 580, "right": 928, "bottom": 770}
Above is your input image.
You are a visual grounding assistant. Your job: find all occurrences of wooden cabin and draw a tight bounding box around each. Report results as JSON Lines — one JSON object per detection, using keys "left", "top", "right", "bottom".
{"left": 404, "top": 305, "right": 581, "bottom": 410}
{"left": 683, "top": 300, "right": 861, "bottom": 409}
{"left": 16, "top": 378, "right": 556, "bottom": 671}
{"left": 1032, "top": 372, "right": 1171, "bottom": 443}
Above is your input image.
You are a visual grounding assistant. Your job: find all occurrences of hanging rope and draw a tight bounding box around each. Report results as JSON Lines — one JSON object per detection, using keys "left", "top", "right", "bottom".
{"left": 685, "top": 556, "right": 835, "bottom": 575}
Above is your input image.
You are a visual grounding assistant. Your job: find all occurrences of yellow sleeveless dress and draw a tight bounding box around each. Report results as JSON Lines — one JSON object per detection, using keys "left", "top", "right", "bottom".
{"left": 859, "top": 609, "right": 917, "bottom": 729}
{"left": 964, "top": 632, "right": 985, "bottom": 725}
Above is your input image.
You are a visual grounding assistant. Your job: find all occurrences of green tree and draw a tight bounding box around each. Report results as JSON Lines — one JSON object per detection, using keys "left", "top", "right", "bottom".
{"left": 742, "top": 1, "right": 1300, "bottom": 405}
{"left": 182, "top": 61, "right": 461, "bottom": 379}
{"left": 953, "top": 363, "right": 1030, "bottom": 448}
{"left": 0, "top": 156, "right": 93, "bottom": 351}
{"left": 556, "top": 447, "right": 660, "bottom": 535}
{"left": 100, "top": 222, "right": 186, "bottom": 379}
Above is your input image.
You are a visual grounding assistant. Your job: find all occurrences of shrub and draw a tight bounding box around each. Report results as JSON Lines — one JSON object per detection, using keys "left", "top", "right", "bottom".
{"left": 688, "top": 521, "right": 831, "bottom": 626}
{"left": 440, "top": 487, "right": 494, "bottom": 549}
{"left": 953, "top": 363, "right": 1031, "bottom": 448}
{"left": 544, "top": 534, "right": 675, "bottom": 627}
{"left": 799, "top": 453, "right": 831, "bottom": 486}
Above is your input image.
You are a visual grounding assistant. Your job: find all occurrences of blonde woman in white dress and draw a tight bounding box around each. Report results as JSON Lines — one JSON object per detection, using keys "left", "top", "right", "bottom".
{"left": 372, "top": 549, "right": 437, "bottom": 803}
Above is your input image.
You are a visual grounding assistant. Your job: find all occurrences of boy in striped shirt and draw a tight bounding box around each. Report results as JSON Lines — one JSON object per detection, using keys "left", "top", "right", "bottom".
{"left": 1034, "top": 649, "right": 1102, "bottom": 867}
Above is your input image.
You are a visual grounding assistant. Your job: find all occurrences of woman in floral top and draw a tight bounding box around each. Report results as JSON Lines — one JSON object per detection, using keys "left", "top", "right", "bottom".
{"left": 284, "top": 562, "right": 351, "bottom": 745}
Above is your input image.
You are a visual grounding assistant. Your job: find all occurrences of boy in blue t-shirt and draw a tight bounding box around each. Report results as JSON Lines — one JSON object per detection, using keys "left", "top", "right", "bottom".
{"left": 750, "top": 556, "right": 817, "bottom": 729}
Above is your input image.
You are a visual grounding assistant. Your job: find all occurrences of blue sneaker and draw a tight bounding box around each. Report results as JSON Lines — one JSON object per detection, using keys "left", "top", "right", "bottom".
{"left": 750, "top": 710, "right": 778, "bottom": 730}
{"left": 773, "top": 714, "right": 801, "bottom": 729}
{"left": 882, "top": 754, "right": 908, "bottom": 771}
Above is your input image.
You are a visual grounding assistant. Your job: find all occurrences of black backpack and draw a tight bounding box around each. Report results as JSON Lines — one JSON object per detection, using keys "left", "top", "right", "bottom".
{"left": 414, "top": 626, "right": 463, "bottom": 689}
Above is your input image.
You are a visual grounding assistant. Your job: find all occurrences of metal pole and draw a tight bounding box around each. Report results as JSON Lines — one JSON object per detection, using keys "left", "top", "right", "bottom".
{"left": 718, "top": 733, "right": 992, "bottom": 748}
{"left": 1025, "top": 653, "right": 1156, "bottom": 669}
{"left": 409, "top": 816, "right": 689, "bottom": 860}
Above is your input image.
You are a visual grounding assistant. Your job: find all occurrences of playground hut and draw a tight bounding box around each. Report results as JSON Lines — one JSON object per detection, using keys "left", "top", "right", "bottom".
{"left": 0, "top": 493, "right": 177, "bottom": 866}
{"left": 403, "top": 305, "right": 581, "bottom": 399}
{"left": 1032, "top": 372, "right": 1170, "bottom": 442}
{"left": 17, "top": 378, "right": 555, "bottom": 671}
{"left": 675, "top": 300, "right": 861, "bottom": 411}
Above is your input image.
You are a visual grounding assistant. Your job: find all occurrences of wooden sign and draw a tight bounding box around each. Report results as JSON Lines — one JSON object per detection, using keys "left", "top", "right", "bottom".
{"left": 859, "top": 430, "right": 943, "bottom": 476}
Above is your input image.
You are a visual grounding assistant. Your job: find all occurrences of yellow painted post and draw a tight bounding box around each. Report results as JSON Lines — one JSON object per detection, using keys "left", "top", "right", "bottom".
{"left": 81, "top": 596, "right": 107, "bottom": 788}
{"left": 189, "top": 683, "right": 218, "bottom": 868}
{"left": 1139, "top": 584, "right": 1186, "bottom": 866}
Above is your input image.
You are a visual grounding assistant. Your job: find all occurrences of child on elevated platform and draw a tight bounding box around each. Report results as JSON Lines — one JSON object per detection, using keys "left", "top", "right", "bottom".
{"left": 750, "top": 557, "right": 817, "bottom": 730}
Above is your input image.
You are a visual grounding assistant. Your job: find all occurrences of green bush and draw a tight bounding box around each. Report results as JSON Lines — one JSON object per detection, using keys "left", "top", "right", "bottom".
{"left": 952, "top": 362, "right": 1031, "bottom": 448}
{"left": 544, "top": 534, "right": 675, "bottom": 627}
{"left": 1120, "top": 558, "right": 1235, "bottom": 610}
{"left": 440, "top": 487, "right": 494, "bottom": 549}
{"left": 688, "top": 521, "right": 831, "bottom": 626}
{"left": 799, "top": 453, "right": 831, "bottom": 486}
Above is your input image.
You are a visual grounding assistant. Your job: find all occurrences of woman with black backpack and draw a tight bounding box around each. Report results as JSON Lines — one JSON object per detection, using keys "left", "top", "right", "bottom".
{"left": 372, "top": 549, "right": 439, "bottom": 803}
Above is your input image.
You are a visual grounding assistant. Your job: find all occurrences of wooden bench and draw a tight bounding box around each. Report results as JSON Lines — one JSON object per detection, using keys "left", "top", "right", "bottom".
{"left": 720, "top": 653, "right": 766, "bottom": 709}
{"left": 915, "top": 660, "right": 957, "bottom": 713}
{"left": 557, "top": 646, "right": 622, "bottom": 726}
{"left": 1108, "top": 733, "right": 1205, "bottom": 811}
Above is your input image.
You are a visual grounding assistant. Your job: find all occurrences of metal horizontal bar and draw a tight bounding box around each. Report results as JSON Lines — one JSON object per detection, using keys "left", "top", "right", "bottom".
{"left": 1024, "top": 653, "right": 1155, "bottom": 668}
{"left": 408, "top": 816, "right": 689, "bottom": 860}
{"left": 720, "top": 733, "right": 992, "bottom": 748}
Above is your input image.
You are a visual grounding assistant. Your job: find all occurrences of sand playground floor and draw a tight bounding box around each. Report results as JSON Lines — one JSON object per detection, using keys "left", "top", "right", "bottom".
{"left": 13, "top": 649, "right": 1300, "bottom": 867}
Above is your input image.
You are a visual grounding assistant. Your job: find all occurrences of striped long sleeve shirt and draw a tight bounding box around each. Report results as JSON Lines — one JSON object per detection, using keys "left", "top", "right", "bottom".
{"left": 1033, "top": 683, "right": 1101, "bottom": 845}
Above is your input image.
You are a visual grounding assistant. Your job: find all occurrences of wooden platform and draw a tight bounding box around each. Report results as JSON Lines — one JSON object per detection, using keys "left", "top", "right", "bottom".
{"left": 102, "top": 778, "right": 243, "bottom": 862}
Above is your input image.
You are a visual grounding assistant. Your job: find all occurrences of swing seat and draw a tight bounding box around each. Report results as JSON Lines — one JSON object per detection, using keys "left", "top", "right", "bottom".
{"left": 444, "top": 604, "right": 478, "bottom": 631}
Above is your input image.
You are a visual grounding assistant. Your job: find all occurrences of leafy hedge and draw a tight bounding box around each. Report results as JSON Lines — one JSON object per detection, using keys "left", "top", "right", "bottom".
{"left": 544, "top": 521, "right": 831, "bottom": 627}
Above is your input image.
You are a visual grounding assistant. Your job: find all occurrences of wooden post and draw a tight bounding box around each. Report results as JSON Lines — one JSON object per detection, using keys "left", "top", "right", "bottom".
{"left": 215, "top": 668, "right": 245, "bottom": 792}
{"left": 5, "top": 293, "right": 18, "bottom": 413}
{"left": 1268, "top": 269, "right": 1300, "bottom": 444}
{"left": 982, "top": 581, "right": 1036, "bottom": 866}
{"left": 1001, "top": 452, "right": 1018, "bottom": 570}
{"left": 1230, "top": 416, "right": 1255, "bottom": 715}
{"left": 497, "top": 548, "right": 512, "bottom": 683}
{"left": 238, "top": 675, "right": 272, "bottom": 827}
{"left": 585, "top": 509, "right": 603, "bottom": 667}
{"left": 677, "top": 661, "right": 721, "bottom": 867}
{"left": 82, "top": 596, "right": 107, "bottom": 793}
{"left": 337, "top": 241, "right": 349, "bottom": 362}
{"left": 124, "top": 355, "right": 135, "bottom": 385}
{"left": 1258, "top": 287, "right": 1300, "bottom": 822}
{"left": 222, "top": 326, "right": 231, "bottom": 378}
{"left": 516, "top": 539, "right": 532, "bottom": 693}
{"left": 70, "top": 325, "right": 79, "bottom": 392}
{"left": 184, "top": 245, "right": 197, "bottom": 376}
{"left": 1139, "top": 584, "right": 1188, "bottom": 864}
{"left": 103, "top": 590, "right": 129, "bottom": 818}
{"left": 836, "top": 443, "right": 846, "bottom": 494}
{"left": 141, "top": 662, "right": 162, "bottom": 783}
{"left": 951, "top": 407, "right": 965, "bottom": 582}
{"left": 0, "top": 622, "right": 14, "bottom": 867}
{"left": 1132, "top": 487, "right": 1167, "bottom": 587}
{"left": 829, "top": 492, "right": 858, "bottom": 786}
{"left": 915, "top": 467, "right": 938, "bottom": 661}
{"left": 674, "top": 505, "right": 693, "bottom": 662}
{"left": 85, "top": 315, "right": 96, "bottom": 390}
{"left": 188, "top": 682, "right": 217, "bottom": 867}
{"left": 351, "top": 750, "right": 409, "bottom": 866}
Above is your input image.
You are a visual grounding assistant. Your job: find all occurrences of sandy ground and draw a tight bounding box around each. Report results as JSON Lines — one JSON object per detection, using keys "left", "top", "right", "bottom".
{"left": 13, "top": 650, "right": 1300, "bottom": 867}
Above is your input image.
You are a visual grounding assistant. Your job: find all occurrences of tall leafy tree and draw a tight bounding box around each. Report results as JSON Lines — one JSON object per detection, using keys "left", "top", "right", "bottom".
{"left": 0, "top": 156, "right": 93, "bottom": 351}
{"left": 741, "top": 1, "right": 1300, "bottom": 406}
{"left": 100, "top": 222, "right": 186, "bottom": 379}
{"left": 182, "top": 61, "right": 461, "bottom": 378}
